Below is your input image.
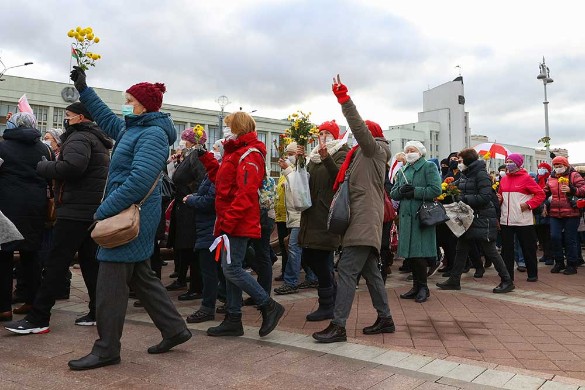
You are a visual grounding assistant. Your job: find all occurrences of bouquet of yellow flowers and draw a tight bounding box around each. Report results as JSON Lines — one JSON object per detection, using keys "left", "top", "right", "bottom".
{"left": 285, "top": 110, "right": 319, "bottom": 168}
{"left": 437, "top": 176, "right": 460, "bottom": 201}
{"left": 67, "top": 26, "right": 101, "bottom": 71}
{"left": 492, "top": 181, "right": 499, "bottom": 191}
{"left": 192, "top": 124, "right": 205, "bottom": 143}
{"left": 558, "top": 177, "right": 569, "bottom": 185}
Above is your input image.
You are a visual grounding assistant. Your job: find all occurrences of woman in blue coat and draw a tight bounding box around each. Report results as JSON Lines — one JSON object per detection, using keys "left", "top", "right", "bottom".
{"left": 66, "top": 67, "right": 190, "bottom": 371}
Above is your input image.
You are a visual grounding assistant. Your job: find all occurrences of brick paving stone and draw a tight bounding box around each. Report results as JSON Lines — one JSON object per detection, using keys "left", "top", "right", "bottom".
{"left": 472, "top": 369, "right": 515, "bottom": 387}
{"left": 502, "top": 374, "right": 546, "bottom": 389}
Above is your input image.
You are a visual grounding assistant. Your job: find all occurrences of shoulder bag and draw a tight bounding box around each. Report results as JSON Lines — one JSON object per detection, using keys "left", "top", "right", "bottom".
{"left": 327, "top": 161, "right": 359, "bottom": 235}
{"left": 91, "top": 173, "right": 162, "bottom": 248}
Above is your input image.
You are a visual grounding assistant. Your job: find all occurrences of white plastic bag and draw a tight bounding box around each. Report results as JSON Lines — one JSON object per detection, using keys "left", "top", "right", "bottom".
{"left": 443, "top": 201, "right": 475, "bottom": 238}
{"left": 287, "top": 166, "right": 312, "bottom": 211}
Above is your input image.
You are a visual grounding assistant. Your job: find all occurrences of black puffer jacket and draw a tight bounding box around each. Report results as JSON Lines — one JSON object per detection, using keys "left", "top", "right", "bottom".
{"left": 36, "top": 122, "right": 113, "bottom": 221}
{"left": 458, "top": 159, "right": 498, "bottom": 241}
{"left": 0, "top": 127, "right": 51, "bottom": 251}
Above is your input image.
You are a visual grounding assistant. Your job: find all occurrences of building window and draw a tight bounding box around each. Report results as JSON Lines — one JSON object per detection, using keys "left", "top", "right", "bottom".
{"left": 30, "top": 105, "right": 49, "bottom": 131}
{"left": 173, "top": 122, "right": 186, "bottom": 148}
{"left": 207, "top": 125, "right": 221, "bottom": 150}
{"left": 53, "top": 107, "right": 65, "bottom": 129}
{"left": 257, "top": 131, "right": 267, "bottom": 145}
{"left": 0, "top": 101, "right": 18, "bottom": 135}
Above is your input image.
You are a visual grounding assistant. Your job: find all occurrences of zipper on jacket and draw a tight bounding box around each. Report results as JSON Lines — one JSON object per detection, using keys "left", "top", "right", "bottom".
{"left": 486, "top": 217, "right": 490, "bottom": 242}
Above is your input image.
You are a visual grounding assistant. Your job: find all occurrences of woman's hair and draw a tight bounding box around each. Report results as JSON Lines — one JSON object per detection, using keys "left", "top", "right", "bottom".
{"left": 457, "top": 148, "right": 478, "bottom": 166}
{"left": 224, "top": 112, "right": 255, "bottom": 135}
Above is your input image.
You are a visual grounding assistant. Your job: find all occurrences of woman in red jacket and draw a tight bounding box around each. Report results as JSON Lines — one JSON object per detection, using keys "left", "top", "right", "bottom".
{"left": 497, "top": 153, "right": 545, "bottom": 282}
{"left": 544, "top": 156, "right": 585, "bottom": 275}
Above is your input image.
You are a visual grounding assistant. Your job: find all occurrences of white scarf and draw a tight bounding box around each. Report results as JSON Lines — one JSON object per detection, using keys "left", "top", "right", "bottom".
{"left": 308, "top": 139, "right": 346, "bottom": 164}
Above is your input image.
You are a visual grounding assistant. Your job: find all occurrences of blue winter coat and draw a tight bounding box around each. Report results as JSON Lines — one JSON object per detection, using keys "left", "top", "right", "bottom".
{"left": 80, "top": 87, "right": 176, "bottom": 262}
{"left": 185, "top": 175, "right": 216, "bottom": 250}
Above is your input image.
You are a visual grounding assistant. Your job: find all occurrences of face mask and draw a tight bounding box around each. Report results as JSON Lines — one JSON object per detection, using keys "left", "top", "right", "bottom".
{"left": 286, "top": 155, "right": 296, "bottom": 166}
{"left": 457, "top": 163, "right": 467, "bottom": 172}
{"left": 222, "top": 127, "right": 232, "bottom": 138}
{"left": 63, "top": 118, "right": 70, "bottom": 127}
{"left": 212, "top": 151, "right": 222, "bottom": 161}
{"left": 42, "top": 140, "right": 53, "bottom": 148}
{"left": 441, "top": 167, "right": 448, "bottom": 176}
{"left": 121, "top": 104, "right": 135, "bottom": 117}
{"left": 449, "top": 160, "right": 458, "bottom": 170}
{"left": 537, "top": 168, "right": 548, "bottom": 176}
{"left": 555, "top": 167, "right": 566, "bottom": 175}
{"left": 405, "top": 152, "right": 421, "bottom": 164}
{"left": 499, "top": 171, "right": 506, "bottom": 178}
{"left": 506, "top": 163, "right": 518, "bottom": 172}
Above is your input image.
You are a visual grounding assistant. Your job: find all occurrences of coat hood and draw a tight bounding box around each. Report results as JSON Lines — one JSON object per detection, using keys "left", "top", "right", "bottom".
{"left": 63, "top": 121, "right": 114, "bottom": 149}
{"left": 125, "top": 111, "right": 177, "bottom": 146}
{"left": 2, "top": 126, "right": 41, "bottom": 144}
{"left": 463, "top": 159, "right": 486, "bottom": 176}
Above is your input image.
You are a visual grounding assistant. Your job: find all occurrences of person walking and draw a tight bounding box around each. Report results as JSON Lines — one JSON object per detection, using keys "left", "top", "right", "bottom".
{"left": 5, "top": 102, "right": 113, "bottom": 334}
{"left": 66, "top": 67, "right": 191, "bottom": 371}
{"left": 313, "top": 75, "right": 395, "bottom": 343}
{"left": 390, "top": 141, "right": 442, "bottom": 303}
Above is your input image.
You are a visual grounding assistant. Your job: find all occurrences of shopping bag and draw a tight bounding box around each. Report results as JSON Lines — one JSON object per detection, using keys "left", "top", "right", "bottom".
{"left": 443, "top": 201, "right": 475, "bottom": 237}
{"left": 287, "top": 166, "right": 312, "bottom": 211}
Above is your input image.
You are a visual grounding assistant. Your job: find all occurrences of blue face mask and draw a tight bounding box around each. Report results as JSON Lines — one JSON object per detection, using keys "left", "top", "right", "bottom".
{"left": 121, "top": 104, "right": 135, "bottom": 117}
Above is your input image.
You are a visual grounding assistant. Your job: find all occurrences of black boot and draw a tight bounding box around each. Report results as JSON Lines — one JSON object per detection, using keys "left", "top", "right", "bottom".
{"left": 306, "top": 286, "right": 335, "bottom": 321}
{"left": 415, "top": 286, "right": 429, "bottom": 303}
{"left": 400, "top": 285, "right": 418, "bottom": 299}
{"left": 493, "top": 279, "right": 515, "bottom": 293}
{"left": 312, "top": 322, "right": 347, "bottom": 343}
{"left": 258, "top": 298, "right": 285, "bottom": 337}
{"left": 363, "top": 316, "right": 396, "bottom": 335}
{"left": 436, "top": 276, "right": 461, "bottom": 290}
{"left": 207, "top": 313, "right": 244, "bottom": 337}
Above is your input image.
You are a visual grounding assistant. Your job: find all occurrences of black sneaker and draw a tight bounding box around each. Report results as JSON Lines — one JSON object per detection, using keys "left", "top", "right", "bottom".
{"left": 551, "top": 264, "right": 565, "bottom": 273}
{"left": 274, "top": 284, "right": 299, "bottom": 295}
{"left": 297, "top": 280, "right": 318, "bottom": 289}
{"left": 165, "top": 280, "right": 187, "bottom": 291}
{"left": 4, "top": 319, "right": 50, "bottom": 335}
{"left": 186, "top": 309, "right": 215, "bottom": 324}
{"left": 564, "top": 266, "right": 577, "bottom": 275}
{"left": 75, "top": 313, "right": 96, "bottom": 326}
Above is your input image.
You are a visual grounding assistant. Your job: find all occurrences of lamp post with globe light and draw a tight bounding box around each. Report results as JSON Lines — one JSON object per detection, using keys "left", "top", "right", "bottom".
{"left": 537, "top": 57, "right": 553, "bottom": 160}
{"left": 216, "top": 95, "right": 230, "bottom": 135}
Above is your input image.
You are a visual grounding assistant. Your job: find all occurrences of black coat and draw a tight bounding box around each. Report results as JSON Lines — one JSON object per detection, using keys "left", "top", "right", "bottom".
{"left": 0, "top": 127, "right": 52, "bottom": 251}
{"left": 168, "top": 150, "right": 206, "bottom": 249}
{"left": 458, "top": 159, "right": 498, "bottom": 241}
{"left": 185, "top": 175, "right": 216, "bottom": 250}
{"left": 36, "top": 122, "right": 113, "bottom": 221}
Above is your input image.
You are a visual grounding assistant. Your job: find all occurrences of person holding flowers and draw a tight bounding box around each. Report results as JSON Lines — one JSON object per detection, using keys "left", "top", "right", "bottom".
{"left": 313, "top": 75, "right": 395, "bottom": 343}
{"left": 65, "top": 66, "right": 191, "bottom": 370}
{"left": 437, "top": 148, "right": 514, "bottom": 293}
{"left": 544, "top": 156, "right": 585, "bottom": 275}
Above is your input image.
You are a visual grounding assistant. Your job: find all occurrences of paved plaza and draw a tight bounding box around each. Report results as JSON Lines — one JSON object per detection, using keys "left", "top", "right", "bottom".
{"left": 3, "top": 255, "right": 585, "bottom": 389}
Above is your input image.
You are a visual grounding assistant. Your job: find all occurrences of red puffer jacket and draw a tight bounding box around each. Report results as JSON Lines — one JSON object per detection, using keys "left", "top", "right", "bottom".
{"left": 544, "top": 169, "right": 585, "bottom": 218}
{"left": 200, "top": 132, "right": 266, "bottom": 239}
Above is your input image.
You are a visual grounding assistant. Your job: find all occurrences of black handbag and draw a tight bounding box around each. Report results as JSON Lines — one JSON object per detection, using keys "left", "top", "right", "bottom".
{"left": 327, "top": 178, "right": 351, "bottom": 235}
{"left": 417, "top": 200, "right": 449, "bottom": 227}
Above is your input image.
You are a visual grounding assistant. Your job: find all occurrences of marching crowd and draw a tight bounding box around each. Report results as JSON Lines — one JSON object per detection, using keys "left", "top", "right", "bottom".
{"left": 1, "top": 68, "right": 585, "bottom": 371}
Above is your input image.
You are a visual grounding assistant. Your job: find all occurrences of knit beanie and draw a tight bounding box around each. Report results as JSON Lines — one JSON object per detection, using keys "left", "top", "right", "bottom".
{"left": 285, "top": 141, "right": 298, "bottom": 153}
{"left": 552, "top": 156, "right": 569, "bottom": 167}
{"left": 65, "top": 102, "right": 93, "bottom": 121}
{"left": 404, "top": 140, "right": 427, "bottom": 156}
{"left": 507, "top": 153, "right": 524, "bottom": 168}
{"left": 318, "top": 120, "right": 340, "bottom": 139}
{"left": 126, "top": 82, "right": 166, "bottom": 112}
{"left": 365, "top": 120, "right": 384, "bottom": 138}
{"left": 537, "top": 162, "right": 552, "bottom": 172}
{"left": 46, "top": 128, "right": 64, "bottom": 146}
{"left": 181, "top": 128, "right": 207, "bottom": 145}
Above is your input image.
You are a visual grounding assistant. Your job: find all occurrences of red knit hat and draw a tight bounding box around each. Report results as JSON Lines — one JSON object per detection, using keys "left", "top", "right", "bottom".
{"left": 126, "top": 82, "right": 166, "bottom": 112}
{"left": 318, "top": 120, "right": 340, "bottom": 139}
{"left": 537, "top": 162, "right": 552, "bottom": 171}
{"left": 365, "top": 120, "right": 384, "bottom": 138}
{"left": 552, "top": 156, "right": 569, "bottom": 167}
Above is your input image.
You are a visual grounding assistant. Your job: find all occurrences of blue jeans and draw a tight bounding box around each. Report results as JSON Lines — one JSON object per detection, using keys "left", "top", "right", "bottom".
{"left": 197, "top": 248, "right": 219, "bottom": 312}
{"left": 250, "top": 212, "right": 274, "bottom": 294}
{"left": 514, "top": 236, "right": 525, "bottom": 267}
{"left": 222, "top": 235, "right": 269, "bottom": 315}
{"left": 284, "top": 227, "right": 301, "bottom": 286}
{"left": 550, "top": 217, "right": 581, "bottom": 266}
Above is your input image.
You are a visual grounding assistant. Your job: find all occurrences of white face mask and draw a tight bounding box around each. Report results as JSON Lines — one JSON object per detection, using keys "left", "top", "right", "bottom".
{"left": 42, "top": 140, "right": 53, "bottom": 148}
{"left": 405, "top": 152, "right": 421, "bottom": 164}
{"left": 499, "top": 171, "right": 506, "bottom": 178}
{"left": 457, "top": 163, "right": 467, "bottom": 172}
{"left": 537, "top": 168, "right": 548, "bottom": 176}
{"left": 212, "top": 151, "right": 222, "bottom": 161}
{"left": 555, "top": 167, "right": 566, "bottom": 175}
{"left": 222, "top": 126, "right": 232, "bottom": 138}
{"left": 286, "top": 155, "right": 296, "bottom": 166}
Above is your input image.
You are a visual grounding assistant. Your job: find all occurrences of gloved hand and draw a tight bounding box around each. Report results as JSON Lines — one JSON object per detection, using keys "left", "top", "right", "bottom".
{"left": 399, "top": 184, "right": 415, "bottom": 199}
{"left": 70, "top": 66, "right": 87, "bottom": 92}
{"left": 568, "top": 185, "right": 577, "bottom": 196}
{"left": 196, "top": 144, "right": 207, "bottom": 157}
{"left": 332, "top": 74, "right": 350, "bottom": 104}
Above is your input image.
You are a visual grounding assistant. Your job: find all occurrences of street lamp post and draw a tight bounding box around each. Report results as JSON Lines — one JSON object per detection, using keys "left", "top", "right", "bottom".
{"left": 537, "top": 57, "right": 553, "bottom": 160}
{"left": 216, "top": 95, "right": 230, "bottom": 135}
{"left": 0, "top": 58, "right": 34, "bottom": 81}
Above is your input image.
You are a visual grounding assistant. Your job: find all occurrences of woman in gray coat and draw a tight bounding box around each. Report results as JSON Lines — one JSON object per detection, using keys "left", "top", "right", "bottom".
{"left": 313, "top": 75, "right": 395, "bottom": 343}
{"left": 390, "top": 141, "right": 442, "bottom": 303}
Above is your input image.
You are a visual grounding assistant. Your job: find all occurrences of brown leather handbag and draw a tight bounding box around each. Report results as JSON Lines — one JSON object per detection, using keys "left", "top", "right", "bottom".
{"left": 91, "top": 174, "right": 161, "bottom": 248}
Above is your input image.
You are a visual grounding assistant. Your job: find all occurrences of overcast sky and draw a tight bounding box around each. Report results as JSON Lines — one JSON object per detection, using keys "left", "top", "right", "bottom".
{"left": 3, "top": 0, "right": 585, "bottom": 162}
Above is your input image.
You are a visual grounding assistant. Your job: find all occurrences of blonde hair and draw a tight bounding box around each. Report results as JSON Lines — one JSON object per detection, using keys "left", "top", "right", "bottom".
{"left": 225, "top": 112, "right": 255, "bottom": 135}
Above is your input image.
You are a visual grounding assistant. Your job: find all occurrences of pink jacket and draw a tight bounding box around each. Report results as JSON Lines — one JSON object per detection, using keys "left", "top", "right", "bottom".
{"left": 499, "top": 168, "right": 545, "bottom": 226}
{"left": 544, "top": 169, "right": 585, "bottom": 218}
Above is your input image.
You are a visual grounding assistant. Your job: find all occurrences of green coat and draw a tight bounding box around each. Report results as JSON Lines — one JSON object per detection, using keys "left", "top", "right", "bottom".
{"left": 390, "top": 157, "right": 442, "bottom": 259}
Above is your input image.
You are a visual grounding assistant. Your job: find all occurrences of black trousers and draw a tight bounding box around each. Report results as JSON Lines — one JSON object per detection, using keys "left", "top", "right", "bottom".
{"left": 501, "top": 225, "right": 538, "bottom": 280}
{"left": 91, "top": 260, "right": 186, "bottom": 358}
{"left": 276, "top": 222, "right": 289, "bottom": 275}
{"left": 303, "top": 248, "right": 334, "bottom": 288}
{"left": 26, "top": 219, "right": 98, "bottom": 325}
{"left": 451, "top": 238, "right": 510, "bottom": 281}
{"left": 534, "top": 224, "right": 553, "bottom": 261}
{"left": 436, "top": 223, "right": 457, "bottom": 270}
{"left": 177, "top": 248, "right": 202, "bottom": 293}
{"left": 0, "top": 250, "right": 40, "bottom": 312}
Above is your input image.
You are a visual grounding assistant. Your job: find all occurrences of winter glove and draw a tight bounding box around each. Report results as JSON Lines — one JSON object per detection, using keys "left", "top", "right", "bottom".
{"left": 196, "top": 144, "right": 208, "bottom": 157}
{"left": 70, "top": 66, "right": 87, "bottom": 92}
{"left": 332, "top": 81, "right": 350, "bottom": 104}
{"left": 399, "top": 184, "right": 415, "bottom": 199}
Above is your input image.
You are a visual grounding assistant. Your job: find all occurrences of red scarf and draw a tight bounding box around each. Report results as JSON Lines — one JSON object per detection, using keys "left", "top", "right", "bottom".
{"left": 333, "top": 120, "right": 384, "bottom": 191}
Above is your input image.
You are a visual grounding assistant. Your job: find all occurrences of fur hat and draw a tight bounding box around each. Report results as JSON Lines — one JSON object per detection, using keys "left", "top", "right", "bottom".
{"left": 404, "top": 140, "right": 427, "bottom": 156}
{"left": 65, "top": 102, "right": 93, "bottom": 121}
{"left": 318, "top": 120, "right": 340, "bottom": 139}
{"left": 552, "top": 156, "right": 569, "bottom": 167}
{"left": 507, "top": 153, "right": 524, "bottom": 168}
{"left": 126, "top": 82, "right": 166, "bottom": 112}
